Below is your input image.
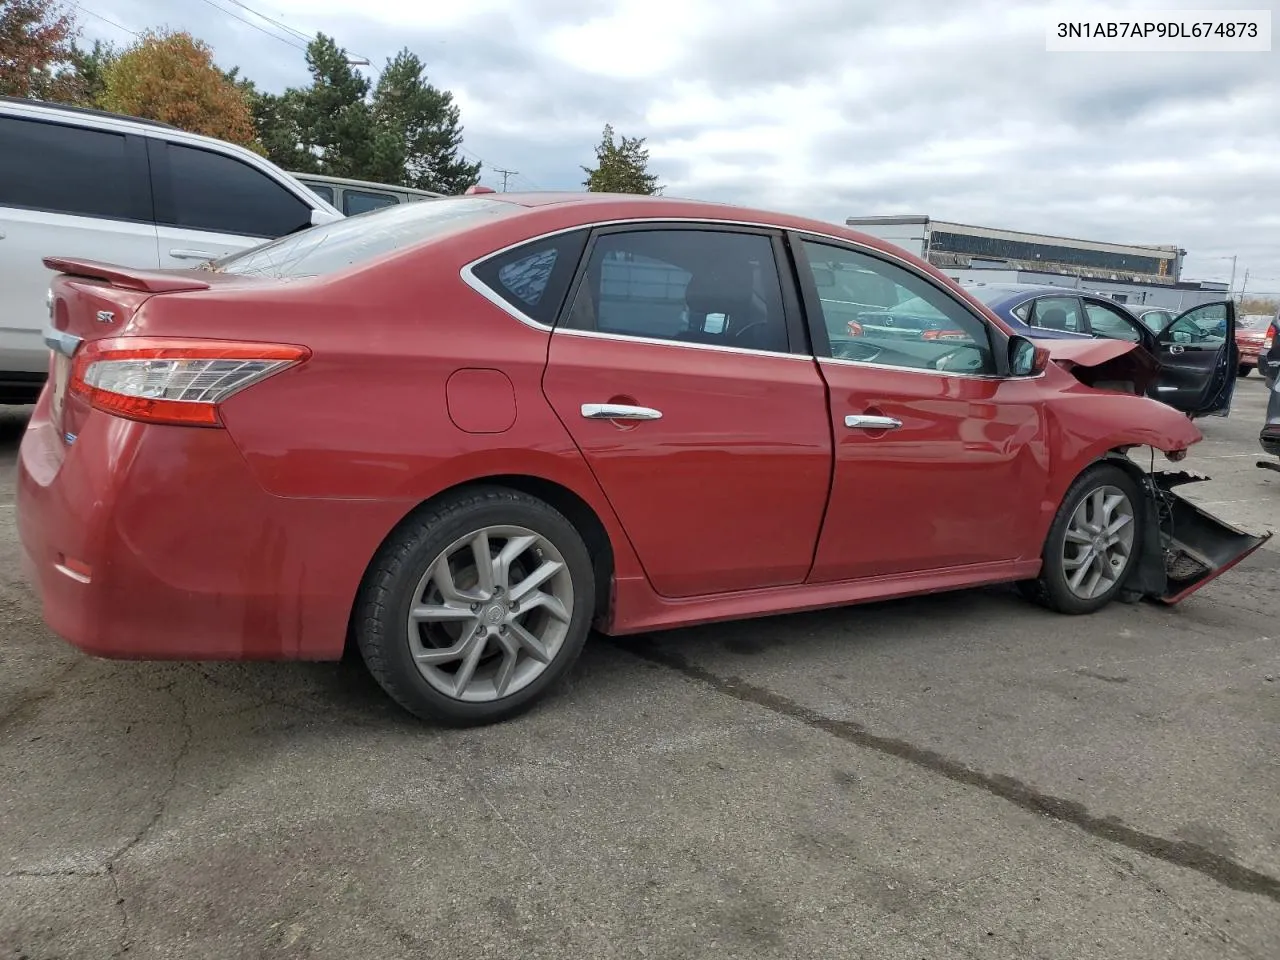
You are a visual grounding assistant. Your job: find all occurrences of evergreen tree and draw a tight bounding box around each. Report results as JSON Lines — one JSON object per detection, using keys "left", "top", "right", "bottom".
{"left": 370, "top": 49, "right": 480, "bottom": 194}
{"left": 582, "top": 123, "right": 661, "bottom": 194}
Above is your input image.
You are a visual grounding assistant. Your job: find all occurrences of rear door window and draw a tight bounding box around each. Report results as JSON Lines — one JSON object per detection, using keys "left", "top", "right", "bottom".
{"left": 344, "top": 190, "right": 399, "bottom": 216}
{"left": 0, "top": 116, "right": 150, "bottom": 222}
{"left": 152, "top": 141, "right": 313, "bottom": 238}
{"left": 1028, "top": 296, "right": 1084, "bottom": 333}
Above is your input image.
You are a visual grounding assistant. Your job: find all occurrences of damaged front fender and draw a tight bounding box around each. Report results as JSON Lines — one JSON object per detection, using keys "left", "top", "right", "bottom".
{"left": 1125, "top": 470, "right": 1272, "bottom": 604}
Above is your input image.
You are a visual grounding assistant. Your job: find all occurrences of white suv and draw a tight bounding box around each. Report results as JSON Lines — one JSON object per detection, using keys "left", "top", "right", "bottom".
{"left": 0, "top": 97, "right": 342, "bottom": 403}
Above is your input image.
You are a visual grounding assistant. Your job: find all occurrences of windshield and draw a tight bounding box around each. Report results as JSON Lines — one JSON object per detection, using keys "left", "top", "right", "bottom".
{"left": 206, "top": 196, "right": 517, "bottom": 279}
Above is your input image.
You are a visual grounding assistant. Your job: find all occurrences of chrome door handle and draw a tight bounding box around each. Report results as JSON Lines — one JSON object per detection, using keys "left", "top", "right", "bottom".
{"left": 1168, "top": 344, "right": 1185, "bottom": 355}
{"left": 581, "top": 403, "right": 663, "bottom": 421}
{"left": 168, "top": 248, "right": 218, "bottom": 261}
{"left": 845, "top": 414, "right": 902, "bottom": 430}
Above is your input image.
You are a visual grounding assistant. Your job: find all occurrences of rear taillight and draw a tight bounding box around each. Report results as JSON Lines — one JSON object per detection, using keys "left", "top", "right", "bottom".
{"left": 922, "top": 329, "right": 970, "bottom": 341}
{"left": 70, "top": 337, "right": 309, "bottom": 427}
{"left": 846, "top": 320, "right": 864, "bottom": 336}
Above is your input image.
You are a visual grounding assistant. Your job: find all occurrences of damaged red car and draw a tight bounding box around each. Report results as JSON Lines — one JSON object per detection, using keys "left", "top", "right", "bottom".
{"left": 17, "top": 194, "right": 1270, "bottom": 725}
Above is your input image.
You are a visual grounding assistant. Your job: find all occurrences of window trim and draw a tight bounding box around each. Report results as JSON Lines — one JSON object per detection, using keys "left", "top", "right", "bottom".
{"left": 459, "top": 217, "right": 1016, "bottom": 371}
{"left": 147, "top": 137, "right": 312, "bottom": 239}
{"left": 1027, "top": 294, "right": 1086, "bottom": 334}
{"left": 0, "top": 115, "right": 154, "bottom": 224}
{"left": 787, "top": 230, "right": 1007, "bottom": 379}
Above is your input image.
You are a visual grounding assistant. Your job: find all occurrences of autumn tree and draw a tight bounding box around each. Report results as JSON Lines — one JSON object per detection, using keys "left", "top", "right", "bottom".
{"left": 0, "top": 0, "right": 79, "bottom": 100}
{"left": 582, "top": 124, "right": 661, "bottom": 194}
{"left": 99, "top": 29, "right": 256, "bottom": 147}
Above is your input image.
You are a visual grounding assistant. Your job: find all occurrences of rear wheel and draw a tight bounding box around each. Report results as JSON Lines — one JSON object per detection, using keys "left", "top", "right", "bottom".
{"left": 354, "top": 487, "right": 595, "bottom": 725}
{"left": 1021, "top": 463, "right": 1142, "bottom": 615}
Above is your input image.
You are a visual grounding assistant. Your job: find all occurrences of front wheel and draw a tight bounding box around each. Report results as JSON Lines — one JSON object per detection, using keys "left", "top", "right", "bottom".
{"left": 354, "top": 487, "right": 596, "bottom": 725}
{"left": 1021, "top": 463, "right": 1143, "bottom": 615}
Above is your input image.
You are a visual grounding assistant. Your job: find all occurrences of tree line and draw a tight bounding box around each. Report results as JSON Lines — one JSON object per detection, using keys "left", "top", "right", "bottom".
{"left": 0, "top": 0, "right": 661, "bottom": 195}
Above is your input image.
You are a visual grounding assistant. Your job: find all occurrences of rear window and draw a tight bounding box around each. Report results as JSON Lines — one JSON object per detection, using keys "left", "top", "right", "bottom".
{"left": 207, "top": 197, "right": 516, "bottom": 279}
{"left": 0, "top": 116, "right": 149, "bottom": 222}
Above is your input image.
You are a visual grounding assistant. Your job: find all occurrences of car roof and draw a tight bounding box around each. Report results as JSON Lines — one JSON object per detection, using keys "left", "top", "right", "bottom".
{"left": 459, "top": 192, "right": 935, "bottom": 260}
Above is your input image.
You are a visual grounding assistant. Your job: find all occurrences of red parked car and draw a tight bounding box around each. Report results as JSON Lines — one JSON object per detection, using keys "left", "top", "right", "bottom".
{"left": 1236, "top": 313, "right": 1271, "bottom": 375}
{"left": 17, "top": 194, "right": 1269, "bottom": 724}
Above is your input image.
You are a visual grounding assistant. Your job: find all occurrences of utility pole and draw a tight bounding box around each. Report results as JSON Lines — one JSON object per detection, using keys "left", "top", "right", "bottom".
{"left": 1238, "top": 268, "right": 1249, "bottom": 302}
{"left": 493, "top": 168, "right": 518, "bottom": 192}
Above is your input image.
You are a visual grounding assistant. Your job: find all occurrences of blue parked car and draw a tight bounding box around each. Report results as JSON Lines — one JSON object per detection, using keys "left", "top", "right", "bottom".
{"left": 957, "top": 282, "right": 1239, "bottom": 417}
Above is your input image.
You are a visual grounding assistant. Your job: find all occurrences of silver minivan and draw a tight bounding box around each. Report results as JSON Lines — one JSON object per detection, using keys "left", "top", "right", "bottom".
{"left": 291, "top": 173, "right": 445, "bottom": 217}
{"left": 0, "top": 97, "right": 342, "bottom": 404}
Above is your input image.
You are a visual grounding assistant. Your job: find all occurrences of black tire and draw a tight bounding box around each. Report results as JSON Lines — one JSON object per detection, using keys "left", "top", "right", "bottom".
{"left": 1239, "top": 364, "right": 1252, "bottom": 377}
{"left": 353, "top": 486, "right": 596, "bottom": 726}
{"left": 1020, "top": 462, "right": 1143, "bottom": 615}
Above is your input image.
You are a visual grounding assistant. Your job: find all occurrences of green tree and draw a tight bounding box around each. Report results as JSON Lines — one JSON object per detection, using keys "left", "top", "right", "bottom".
{"left": 254, "top": 35, "right": 481, "bottom": 192}
{"left": 66, "top": 38, "right": 117, "bottom": 106}
{"left": 582, "top": 123, "right": 661, "bottom": 194}
{"left": 0, "top": 0, "right": 79, "bottom": 100}
{"left": 281, "top": 34, "right": 378, "bottom": 178}
{"left": 370, "top": 49, "right": 480, "bottom": 193}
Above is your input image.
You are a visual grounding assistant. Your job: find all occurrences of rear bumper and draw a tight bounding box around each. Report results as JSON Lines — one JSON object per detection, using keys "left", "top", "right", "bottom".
{"left": 16, "top": 403, "right": 407, "bottom": 661}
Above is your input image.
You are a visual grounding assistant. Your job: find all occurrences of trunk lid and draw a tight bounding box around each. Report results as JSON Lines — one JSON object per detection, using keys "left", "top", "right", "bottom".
{"left": 43, "top": 258, "right": 244, "bottom": 444}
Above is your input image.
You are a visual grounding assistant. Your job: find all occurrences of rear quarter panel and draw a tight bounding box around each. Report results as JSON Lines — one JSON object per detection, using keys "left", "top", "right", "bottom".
{"left": 126, "top": 219, "right": 646, "bottom": 583}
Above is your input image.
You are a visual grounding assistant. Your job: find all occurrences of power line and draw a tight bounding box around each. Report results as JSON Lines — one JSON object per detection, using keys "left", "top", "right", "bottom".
{"left": 76, "top": 4, "right": 139, "bottom": 37}
{"left": 216, "top": 0, "right": 373, "bottom": 64}
{"left": 191, "top": 0, "right": 309, "bottom": 52}
{"left": 222, "top": 0, "right": 312, "bottom": 43}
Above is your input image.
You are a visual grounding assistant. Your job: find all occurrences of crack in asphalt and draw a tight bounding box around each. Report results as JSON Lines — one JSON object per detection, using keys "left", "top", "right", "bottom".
{"left": 614, "top": 638, "right": 1280, "bottom": 906}
{"left": 5, "top": 682, "right": 194, "bottom": 956}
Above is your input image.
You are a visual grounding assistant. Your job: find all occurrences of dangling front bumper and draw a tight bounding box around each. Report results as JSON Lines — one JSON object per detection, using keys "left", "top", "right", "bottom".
{"left": 1124, "top": 471, "right": 1272, "bottom": 604}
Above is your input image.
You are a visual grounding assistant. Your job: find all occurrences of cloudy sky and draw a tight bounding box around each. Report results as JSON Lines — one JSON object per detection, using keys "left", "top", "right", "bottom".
{"left": 75, "top": 0, "right": 1280, "bottom": 290}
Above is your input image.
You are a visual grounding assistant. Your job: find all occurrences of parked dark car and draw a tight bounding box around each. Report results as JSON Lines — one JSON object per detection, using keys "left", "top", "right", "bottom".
{"left": 959, "top": 283, "right": 1240, "bottom": 418}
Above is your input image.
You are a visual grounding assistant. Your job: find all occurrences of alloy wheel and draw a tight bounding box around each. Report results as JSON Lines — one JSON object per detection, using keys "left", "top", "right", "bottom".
{"left": 1061, "top": 485, "right": 1136, "bottom": 600}
{"left": 406, "top": 524, "right": 574, "bottom": 702}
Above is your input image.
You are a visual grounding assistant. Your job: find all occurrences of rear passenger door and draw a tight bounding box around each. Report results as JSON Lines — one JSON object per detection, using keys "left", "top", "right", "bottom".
{"left": 536, "top": 224, "right": 834, "bottom": 598}
{"left": 0, "top": 116, "right": 158, "bottom": 375}
{"left": 147, "top": 139, "right": 316, "bottom": 266}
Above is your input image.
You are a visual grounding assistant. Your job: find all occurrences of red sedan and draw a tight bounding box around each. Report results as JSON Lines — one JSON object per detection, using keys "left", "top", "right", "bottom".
{"left": 17, "top": 194, "right": 1268, "bottom": 725}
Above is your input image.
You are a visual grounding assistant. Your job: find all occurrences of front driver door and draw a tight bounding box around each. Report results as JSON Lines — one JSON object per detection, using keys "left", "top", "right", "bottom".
{"left": 793, "top": 236, "right": 1045, "bottom": 582}
{"left": 1152, "top": 300, "right": 1237, "bottom": 417}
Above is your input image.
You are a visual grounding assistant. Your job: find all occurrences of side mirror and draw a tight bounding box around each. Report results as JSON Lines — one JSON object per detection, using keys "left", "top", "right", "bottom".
{"left": 310, "top": 208, "right": 341, "bottom": 226}
{"left": 1009, "top": 336, "right": 1048, "bottom": 377}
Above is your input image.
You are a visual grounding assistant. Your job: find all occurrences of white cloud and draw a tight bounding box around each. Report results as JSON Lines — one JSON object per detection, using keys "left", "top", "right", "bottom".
{"left": 81, "top": 0, "right": 1280, "bottom": 286}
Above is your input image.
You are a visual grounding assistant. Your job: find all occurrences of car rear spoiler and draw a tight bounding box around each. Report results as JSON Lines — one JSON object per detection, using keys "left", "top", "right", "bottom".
{"left": 1124, "top": 470, "right": 1272, "bottom": 604}
{"left": 43, "top": 257, "right": 212, "bottom": 294}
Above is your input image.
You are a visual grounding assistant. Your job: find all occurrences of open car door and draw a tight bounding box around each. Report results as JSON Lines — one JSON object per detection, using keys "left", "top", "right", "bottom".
{"left": 1152, "top": 300, "right": 1237, "bottom": 417}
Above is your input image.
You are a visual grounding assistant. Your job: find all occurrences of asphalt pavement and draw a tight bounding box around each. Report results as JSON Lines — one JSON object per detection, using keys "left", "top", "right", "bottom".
{"left": 1, "top": 378, "right": 1278, "bottom": 960}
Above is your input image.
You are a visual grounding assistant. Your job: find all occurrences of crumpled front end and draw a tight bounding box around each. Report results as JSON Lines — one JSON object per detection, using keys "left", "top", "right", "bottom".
{"left": 1123, "top": 471, "right": 1271, "bottom": 604}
